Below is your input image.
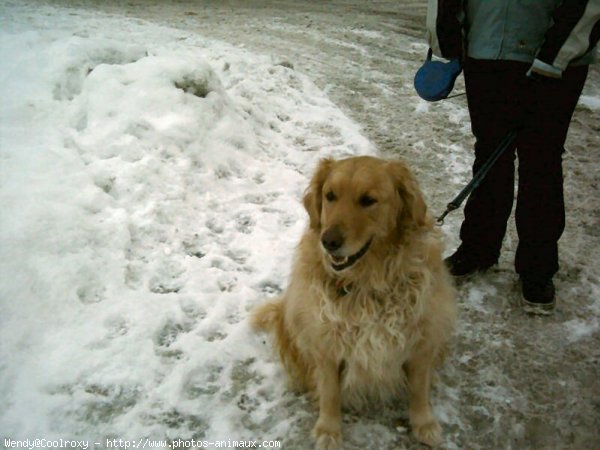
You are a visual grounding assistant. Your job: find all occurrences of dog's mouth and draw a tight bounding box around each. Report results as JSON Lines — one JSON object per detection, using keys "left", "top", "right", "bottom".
{"left": 328, "top": 238, "right": 373, "bottom": 272}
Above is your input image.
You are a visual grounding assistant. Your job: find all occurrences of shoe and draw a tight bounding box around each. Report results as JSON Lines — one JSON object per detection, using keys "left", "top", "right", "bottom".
{"left": 520, "top": 276, "right": 555, "bottom": 315}
{"left": 444, "top": 248, "right": 496, "bottom": 277}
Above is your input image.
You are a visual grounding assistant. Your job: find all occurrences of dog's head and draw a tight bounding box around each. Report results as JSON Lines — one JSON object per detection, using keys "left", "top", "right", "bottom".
{"left": 303, "top": 156, "right": 428, "bottom": 272}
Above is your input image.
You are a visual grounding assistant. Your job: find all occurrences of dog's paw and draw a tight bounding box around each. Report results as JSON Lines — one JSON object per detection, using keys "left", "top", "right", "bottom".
{"left": 312, "top": 420, "right": 342, "bottom": 450}
{"left": 412, "top": 420, "right": 442, "bottom": 447}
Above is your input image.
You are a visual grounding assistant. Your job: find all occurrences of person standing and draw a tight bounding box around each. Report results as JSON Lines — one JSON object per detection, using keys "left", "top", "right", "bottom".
{"left": 426, "top": 0, "right": 600, "bottom": 313}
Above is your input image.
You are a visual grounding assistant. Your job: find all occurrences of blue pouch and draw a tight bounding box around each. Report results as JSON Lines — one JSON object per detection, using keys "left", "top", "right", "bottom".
{"left": 414, "top": 49, "right": 462, "bottom": 102}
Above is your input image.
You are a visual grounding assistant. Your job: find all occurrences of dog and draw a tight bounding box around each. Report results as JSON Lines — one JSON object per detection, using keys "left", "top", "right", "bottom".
{"left": 251, "top": 156, "right": 456, "bottom": 449}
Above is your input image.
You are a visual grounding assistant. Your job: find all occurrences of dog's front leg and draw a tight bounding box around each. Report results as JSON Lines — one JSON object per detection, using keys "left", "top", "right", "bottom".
{"left": 405, "top": 345, "right": 442, "bottom": 447}
{"left": 311, "top": 357, "right": 342, "bottom": 450}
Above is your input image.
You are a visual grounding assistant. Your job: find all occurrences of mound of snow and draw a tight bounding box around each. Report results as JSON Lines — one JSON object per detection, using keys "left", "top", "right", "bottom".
{"left": 0, "top": 10, "right": 374, "bottom": 443}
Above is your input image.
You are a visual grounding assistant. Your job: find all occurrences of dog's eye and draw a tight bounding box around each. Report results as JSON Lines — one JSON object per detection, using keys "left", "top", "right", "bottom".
{"left": 359, "top": 195, "right": 377, "bottom": 207}
{"left": 325, "top": 191, "right": 337, "bottom": 202}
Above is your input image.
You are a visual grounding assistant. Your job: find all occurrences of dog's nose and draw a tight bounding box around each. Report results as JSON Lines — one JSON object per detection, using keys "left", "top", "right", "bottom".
{"left": 321, "top": 228, "right": 344, "bottom": 252}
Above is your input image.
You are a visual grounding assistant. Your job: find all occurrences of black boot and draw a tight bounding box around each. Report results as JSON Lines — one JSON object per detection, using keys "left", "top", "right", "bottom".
{"left": 520, "top": 276, "right": 555, "bottom": 315}
{"left": 444, "top": 247, "right": 497, "bottom": 277}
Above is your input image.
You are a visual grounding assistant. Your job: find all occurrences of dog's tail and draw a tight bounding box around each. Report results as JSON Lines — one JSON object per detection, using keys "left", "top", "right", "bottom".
{"left": 250, "top": 297, "right": 313, "bottom": 391}
{"left": 250, "top": 297, "right": 284, "bottom": 332}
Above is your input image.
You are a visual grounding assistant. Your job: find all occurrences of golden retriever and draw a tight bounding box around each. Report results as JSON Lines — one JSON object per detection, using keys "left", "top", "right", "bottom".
{"left": 251, "top": 156, "right": 456, "bottom": 449}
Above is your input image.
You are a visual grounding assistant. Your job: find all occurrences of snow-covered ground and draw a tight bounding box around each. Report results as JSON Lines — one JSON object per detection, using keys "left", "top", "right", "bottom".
{"left": 1, "top": 1, "right": 599, "bottom": 449}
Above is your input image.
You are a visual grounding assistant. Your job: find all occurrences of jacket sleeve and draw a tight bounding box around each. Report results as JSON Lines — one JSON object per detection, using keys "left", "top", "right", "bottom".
{"left": 532, "top": 0, "right": 600, "bottom": 78}
{"left": 426, "top": 0, "right": 464, "bottom": 59}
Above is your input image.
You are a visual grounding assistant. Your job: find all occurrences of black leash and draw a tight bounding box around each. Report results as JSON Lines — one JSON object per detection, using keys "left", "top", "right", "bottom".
{"left": 436, "top": 129, "right": 519, "bottom": 225}
{"left": 444, "top": 92, "right": 467, "bottom": 99}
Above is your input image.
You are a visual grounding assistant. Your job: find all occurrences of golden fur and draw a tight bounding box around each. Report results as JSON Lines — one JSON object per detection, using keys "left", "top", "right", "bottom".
{"left": 251, "top": 156, "right": 456, "bottom": 449}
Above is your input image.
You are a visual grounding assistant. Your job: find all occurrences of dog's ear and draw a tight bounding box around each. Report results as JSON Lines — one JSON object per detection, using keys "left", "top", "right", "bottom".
{"left": 303, "top": 158, "right": 334, "bottom": 230}
{"left": 387, "top": 160, "right": 428, "bottom": 230}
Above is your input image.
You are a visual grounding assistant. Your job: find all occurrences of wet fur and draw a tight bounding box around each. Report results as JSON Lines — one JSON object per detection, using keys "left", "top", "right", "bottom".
{"left": 251, "top": 156, "right": 456, "bottom": 449}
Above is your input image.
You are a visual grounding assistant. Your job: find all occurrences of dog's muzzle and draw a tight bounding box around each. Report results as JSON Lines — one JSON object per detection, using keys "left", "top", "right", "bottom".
{"left": 329, "top": 238, "right": 373, "bottom": 271}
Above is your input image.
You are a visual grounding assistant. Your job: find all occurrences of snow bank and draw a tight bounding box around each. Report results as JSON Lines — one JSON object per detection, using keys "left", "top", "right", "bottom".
{"left": 0, "top": 6, "right": 374, "bottom": 443}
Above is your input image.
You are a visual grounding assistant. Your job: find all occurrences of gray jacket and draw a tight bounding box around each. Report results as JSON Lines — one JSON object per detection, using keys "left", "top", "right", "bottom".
{"left": 426, "top": 0, "right": 600, "bottom": 77}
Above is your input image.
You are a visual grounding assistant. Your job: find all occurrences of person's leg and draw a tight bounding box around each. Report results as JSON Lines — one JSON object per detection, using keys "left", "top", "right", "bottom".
{"left": 515, "top": 65, "right": 589, "bottom": 280}
{"left": 452, "top": 60, "right": 527, "bottom": 269}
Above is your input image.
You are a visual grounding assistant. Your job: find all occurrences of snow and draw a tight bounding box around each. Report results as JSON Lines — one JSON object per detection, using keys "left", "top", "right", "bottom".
{"left": 579, "top": 94, "right": 600, "bottom": 110}
{"left": 0, "top": 3, "right": 374, "bottom": 444}
{"left": 1, "top": 1, "right": 600, "bottom": 449}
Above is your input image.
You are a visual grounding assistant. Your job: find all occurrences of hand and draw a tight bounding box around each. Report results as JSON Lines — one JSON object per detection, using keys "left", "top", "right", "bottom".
{"left": 527, "top": 70, "right": 555, "bottom": 83}
{"left": 414, "top": 49, "right": 463, "bottom": 102}
{"left": 527, "top": 59, "right": 562, "bottom": 80}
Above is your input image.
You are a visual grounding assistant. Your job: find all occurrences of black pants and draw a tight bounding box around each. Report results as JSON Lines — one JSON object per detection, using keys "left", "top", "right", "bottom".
{"left": 460, "top": 59, "right": 588, "bottom": 278}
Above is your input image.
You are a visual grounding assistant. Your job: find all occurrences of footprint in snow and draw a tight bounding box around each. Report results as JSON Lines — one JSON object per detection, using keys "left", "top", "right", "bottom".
{"left": 148, "top": 259, "right": 185, "bottom": 294}
{"left": 77, "top": 282, "right": 106, "bottom": 304}
{"left": 235, "top": 213, "right": 255, "bottom": 234}
{"left": 182, "top": 236, "right": 206, "bottom": 259}
{"left": 153, "top": 318, "right": 194, "bottom": 359}
{"left": 182, "top": 365, "right": 223, "bottom": 404}
{"left": 103, "top": 315, "right": 129, "bottom": 339}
